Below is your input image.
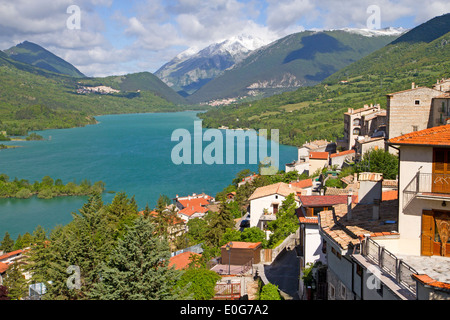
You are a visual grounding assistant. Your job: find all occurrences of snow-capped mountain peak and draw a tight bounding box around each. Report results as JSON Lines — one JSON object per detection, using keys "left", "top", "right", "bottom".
{"left": 340, "top": 27, "right": 408, "bottom": 37}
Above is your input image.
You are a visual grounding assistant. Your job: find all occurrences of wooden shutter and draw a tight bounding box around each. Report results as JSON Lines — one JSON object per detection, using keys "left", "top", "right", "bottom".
{"left": 421, "top": 210, "right": 435, "bottom": 256}
{"left": 433, "top": 149, "right": 450, "bottom": 193}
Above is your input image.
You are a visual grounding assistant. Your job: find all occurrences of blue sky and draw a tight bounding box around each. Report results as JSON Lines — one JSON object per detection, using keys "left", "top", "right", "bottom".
{"left": 0, "top": 0, "right": 448, "bottom": 77}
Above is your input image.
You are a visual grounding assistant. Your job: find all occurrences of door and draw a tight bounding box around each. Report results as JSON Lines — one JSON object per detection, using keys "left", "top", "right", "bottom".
{"left": 432, "top": 148, "right": 450, "bottom": 193}
{"left": 422, "top": 210, "right": 450, "bottom": 257}
{"left": 421, "top": 210, "right": 435, "bottom": 256}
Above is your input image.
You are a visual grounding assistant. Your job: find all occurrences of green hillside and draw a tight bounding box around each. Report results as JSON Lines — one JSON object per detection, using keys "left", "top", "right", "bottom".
{"left": 198, "top": 14, "right": 450, "bottom": 147}
{"left": 4, "top": 41, "right": 85, "bottom": 78}
{"left": 79, "top": 72, "right": 186, "bottom": 105}
{"left": 188, "top": 30, "right": 400, "bottom": 103}
{"left": 0, "top": 53, "right": 192, "bottom": 136}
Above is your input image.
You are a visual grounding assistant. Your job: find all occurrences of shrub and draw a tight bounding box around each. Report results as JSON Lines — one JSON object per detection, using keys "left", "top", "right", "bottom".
{"left": 259, "top": 283, "right": 281, "bottom": 300}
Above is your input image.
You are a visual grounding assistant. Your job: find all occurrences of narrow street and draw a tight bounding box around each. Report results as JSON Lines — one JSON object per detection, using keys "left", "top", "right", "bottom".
{"left": 262, "top": 248, "right": 300, "bottom": 300}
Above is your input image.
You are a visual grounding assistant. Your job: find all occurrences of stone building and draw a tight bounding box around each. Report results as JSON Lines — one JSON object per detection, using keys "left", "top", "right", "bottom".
{"left": 386, "top": 79, "right": 450, "bottom": 141}
{"left": 340, "top": 104, "right": 386, "bottom": 151}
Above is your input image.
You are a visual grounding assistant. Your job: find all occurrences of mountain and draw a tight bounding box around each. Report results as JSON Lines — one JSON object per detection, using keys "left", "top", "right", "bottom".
{"left": 198, "top": 14, "right": 450, "bottom": 147}
{"left": 155, "top": 34, "right": 270, "bottom": 97}
{"left": 79, "top": 72, "right": 187, "bottom": 105}
{"left": 4, "top": 41, "right": 85, "bottom": 78}
{"left": 188, "top": 28, "right": 404, "bottom": 104}
{"left": 0, "top": 44, "right": 193, "bottom": 137}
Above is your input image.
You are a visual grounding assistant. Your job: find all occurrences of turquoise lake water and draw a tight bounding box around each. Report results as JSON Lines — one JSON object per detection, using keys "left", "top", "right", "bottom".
{"left": 0, "top": 111, "right": 297, "bottom": 239}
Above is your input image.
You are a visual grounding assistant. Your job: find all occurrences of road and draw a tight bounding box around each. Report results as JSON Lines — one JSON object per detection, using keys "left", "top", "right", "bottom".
{"left": 263, "top": 248, "right": 300, "bottom": 300}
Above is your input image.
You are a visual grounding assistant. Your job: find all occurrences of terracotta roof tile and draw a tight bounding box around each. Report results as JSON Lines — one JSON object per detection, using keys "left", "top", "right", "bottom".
{"left": 299, "top": 195, "right": 355, "bottom": 207}
{"left": 290, "top": 179, "right": 313, "bottom": 189}
{"left": 309, "top": 152, "right": 329, "bottom": 160}
{"left": 169, "top": 251, "right": 201, "bottom": 270}
{"left": 319, "top": 200, "right": 398, "bottom": 250}
{"left": 249, "top": 182, "right": 302, "bottom": 201}
{"left": 0, "top": 262, "right": 8, "bottom": 273}
{"left": 330, "top": 150, "right": 356, "bottom": 158}
{"left": 221, "top": 241, "right": 262, "bottom": 249}
{"left": 388, "top": 124, "right": 450, "bottom": 146}
{"left": 412, "top": 274, "right": 450, "bottom": 290}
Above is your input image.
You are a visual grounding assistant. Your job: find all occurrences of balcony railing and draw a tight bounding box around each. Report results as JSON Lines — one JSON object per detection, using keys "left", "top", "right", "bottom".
{"left": 403, "top": 172, "right": 450, "bottom": 208}
{"left": 362, "top": 237, "right": 418, "bottom": 295}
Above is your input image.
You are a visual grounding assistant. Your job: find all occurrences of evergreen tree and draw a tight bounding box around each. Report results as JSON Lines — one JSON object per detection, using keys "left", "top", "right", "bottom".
{"left": 175, "top": 268, "right": 220, "bottom": 300}
{"left": 13, "top": 234, "right": 23, "bottom": 251}
{"left": 204, "top": 202, "right": 234, "bottom": 248}
{"left": 0, "top": 232, "right": 14, "bottom": 253}
{"left": 3, "top": 263, "right": 28, "bottom": 300}
{"left": 89, "top": 216, "right": 182, "bottom": 300}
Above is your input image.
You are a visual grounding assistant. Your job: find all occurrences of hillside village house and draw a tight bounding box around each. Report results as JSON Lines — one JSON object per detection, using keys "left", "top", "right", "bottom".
{"left": 248, "top": 182, "right": 304, "bottom": 234}
{"left": 0, "top": 249, "right": 28, "bottom": 286}
{"left": 173, "top": 193, "right": 215, "bottom": 222}
{"left": 386, "top": 79, "right": 450, "bottom": 142}
{"left": 309, "top": 152, "right": 330, "bottom": 175}
{"left": 312, "top": 126, "right": 450, "bottom": 300}
{"left": 285, "top": 140, "right": 335, "bottom": 174}
{"left": 387, "top": 125, "right": 450, "bottom": 259}
{"left": 329, "top": 149, "right": 356, "bottom": 169}
{"left": 339, "top": 104, "right": 387, "bottom": 151}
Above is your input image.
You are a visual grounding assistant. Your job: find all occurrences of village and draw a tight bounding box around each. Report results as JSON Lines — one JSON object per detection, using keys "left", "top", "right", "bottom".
{"left": 1, "top": 79, "right": 450, "bottom": 301}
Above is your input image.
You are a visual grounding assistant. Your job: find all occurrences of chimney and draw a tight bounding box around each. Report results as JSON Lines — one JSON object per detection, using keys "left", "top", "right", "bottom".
{"left": 412, "top": 82, "right": 415, "bottom": 89}
{"left": 347, "top": 191, "right": 353, "bottom": 221}
{"left": 372, "top": 199, "right": 381, "bottom": 220}
{"left": 289, "top": 183, "right": 292, "bottom": 188}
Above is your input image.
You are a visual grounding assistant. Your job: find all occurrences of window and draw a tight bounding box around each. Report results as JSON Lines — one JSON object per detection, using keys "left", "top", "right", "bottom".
{"left": 329, "top": 284, "right": 335, "bottom": 300}
{"left": 353, "top": 118, "right": 361, "bottom": 126}
{"left": 412, "top": 125, "right": 418, "bottom": 132}
{"left": 353, "top": 128, "right": 360, "bottom": 135}
{"left": 415, "top": 100, "right": 420, "bottom": 105}
{"left": 331, "top": 247, "right": 342, "bottom": 259}
{"left": 356, "top": 264, "right": 363, "bottom": 277}
{"left": 340, "top": 283, "right": 347, "bottom": 299}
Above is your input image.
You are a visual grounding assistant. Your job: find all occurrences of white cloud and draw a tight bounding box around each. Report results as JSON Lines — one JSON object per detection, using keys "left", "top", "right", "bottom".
{"left": 0, "top": 0, "right": 448, "bottom": 76}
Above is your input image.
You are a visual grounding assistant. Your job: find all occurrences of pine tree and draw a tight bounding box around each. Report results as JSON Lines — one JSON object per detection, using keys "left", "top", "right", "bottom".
{"left": 0, "top": 232, "right": 14, "bottom": 253}
{"left": 13, "top": 234, "right": 23, "bottom": 250}
{"left": 3, "top": 262, "right": 28, "bottom": 300}
{"left": 89, "top": 216, "right": 182, "bottom": 300}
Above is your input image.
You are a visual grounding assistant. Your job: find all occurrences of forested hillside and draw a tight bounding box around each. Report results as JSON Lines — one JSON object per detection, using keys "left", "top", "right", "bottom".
{"left": 198, "top": 14, "right": 450, "bottom": 147}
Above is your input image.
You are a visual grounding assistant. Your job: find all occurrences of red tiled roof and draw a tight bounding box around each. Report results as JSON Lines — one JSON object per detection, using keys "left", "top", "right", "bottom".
{"left": 309, "top": 152, "right": 329, "bottom": 160}
{"left": 290, "top": 179, "right": 313, "bottom": 189}
{"left": 0, "top": 262, "right": 8, "bottom": 273}
{"left": 299, "top": 195, "right": 354, "bottom": 207}
{"left": 299, "top": 217, "right": 319, "bottom": 224}
{"left": 330, "top": 150, "right": 356, "bottom": 158}
{"left": 178, "top": 197, "right": 210, "bottom": 208}
{"left": 221, "top": 242, "right": 262, "bottom": 249}
{"left": 0, "top": 249, "right": 23, "bottom": 262}
{"left": 179, "top": 205, "right": 208, "bottom": 217}
{"left": 169, "top": 251, "right": 201, "bottom": 270}
{"left": 388, "top": 124, "right": 450, "bottom": 146}
{"left": 412, "top": 274, "right": 450, "bottom": 291}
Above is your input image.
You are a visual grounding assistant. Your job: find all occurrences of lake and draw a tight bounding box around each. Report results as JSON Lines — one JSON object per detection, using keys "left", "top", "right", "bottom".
{"left": 0, "top": 111, "right": 297, "bottom": 239}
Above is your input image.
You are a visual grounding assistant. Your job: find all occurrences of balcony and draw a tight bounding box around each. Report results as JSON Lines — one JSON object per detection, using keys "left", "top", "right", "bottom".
{"left": 403, "top": 173, "right": 450, "bottom": 209}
